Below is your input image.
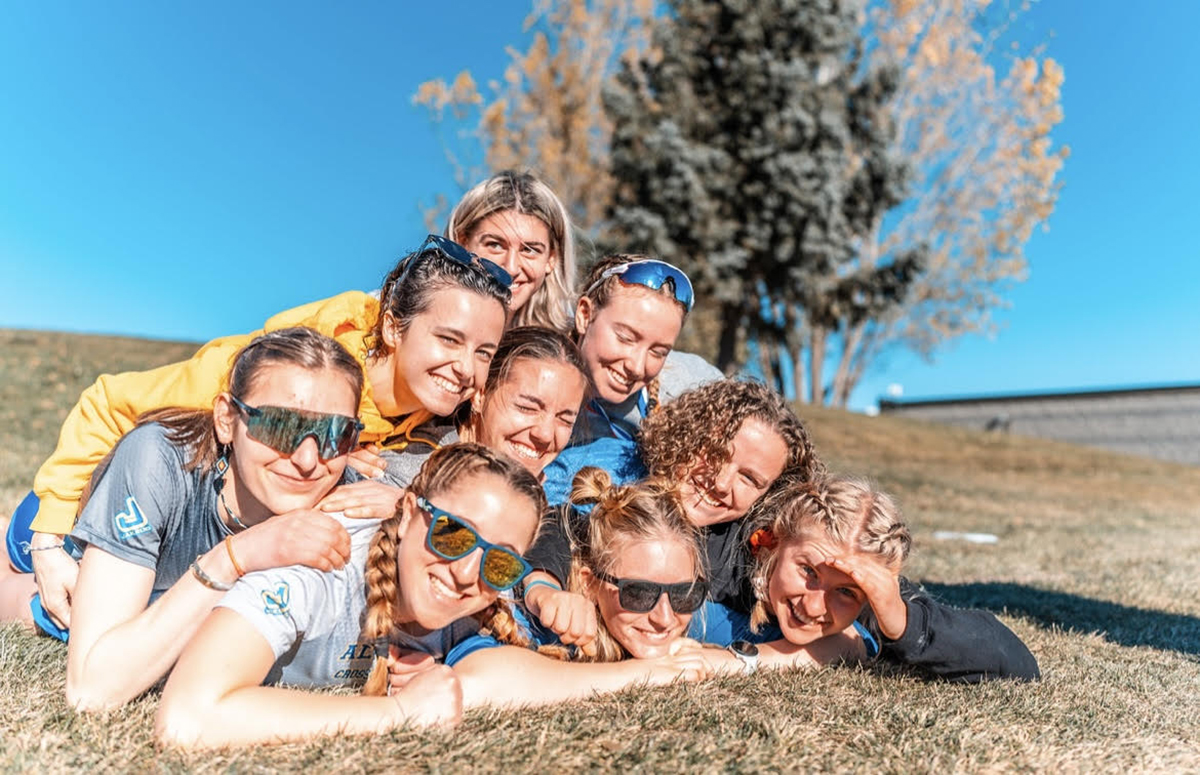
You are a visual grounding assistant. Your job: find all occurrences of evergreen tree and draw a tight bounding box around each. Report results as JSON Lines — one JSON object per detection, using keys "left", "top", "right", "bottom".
{"left": 605, "top": 0, "right": 918, "bottom": 385}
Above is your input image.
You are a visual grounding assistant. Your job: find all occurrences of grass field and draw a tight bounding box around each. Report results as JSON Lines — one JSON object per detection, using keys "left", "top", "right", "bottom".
{"left": 2, "top": 328, "right": 1199, "bottom": 772}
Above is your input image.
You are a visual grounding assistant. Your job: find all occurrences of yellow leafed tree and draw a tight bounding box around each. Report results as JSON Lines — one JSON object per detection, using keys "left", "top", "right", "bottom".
{"left": 412, "top": 0, "right": 653, "bottom": 236}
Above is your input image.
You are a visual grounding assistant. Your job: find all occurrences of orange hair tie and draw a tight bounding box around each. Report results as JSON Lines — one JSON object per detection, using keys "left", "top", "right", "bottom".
{"left": 749, "top": 528, "right": 777, "bottom": 556}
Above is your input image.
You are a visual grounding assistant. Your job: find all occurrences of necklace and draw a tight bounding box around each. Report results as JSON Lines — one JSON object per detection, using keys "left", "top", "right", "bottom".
{"left": 219, "top": 485, "right": 250, "bottom": 531}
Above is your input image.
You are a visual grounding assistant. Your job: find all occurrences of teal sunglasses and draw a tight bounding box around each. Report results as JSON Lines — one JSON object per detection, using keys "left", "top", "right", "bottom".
{"left": 419, "top": 496, "right": 532, "bottom": 592}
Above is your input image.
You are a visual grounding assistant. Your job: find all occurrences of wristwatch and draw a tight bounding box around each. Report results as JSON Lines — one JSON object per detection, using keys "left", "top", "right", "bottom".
{"left": 727, "top": 639, "right": 760, "bottom": 675}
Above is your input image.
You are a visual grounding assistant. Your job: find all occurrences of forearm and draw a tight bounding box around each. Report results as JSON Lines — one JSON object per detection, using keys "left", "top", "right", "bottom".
{"left": 456, "top": 647, "right": 663, "bottom": 708}
{"left": 158, "top": 685, "right": 403, "bottom": 749}
{"left": 66, "top": 546, "right": 238, "bottom": 709}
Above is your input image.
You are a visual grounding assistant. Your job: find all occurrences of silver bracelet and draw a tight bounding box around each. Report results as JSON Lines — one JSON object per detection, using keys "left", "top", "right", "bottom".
{"left": 29, "top": 543, "right": 66, "bottom": 552}
{"left": 190, "top": 556, "right": 235, "bottom": 591}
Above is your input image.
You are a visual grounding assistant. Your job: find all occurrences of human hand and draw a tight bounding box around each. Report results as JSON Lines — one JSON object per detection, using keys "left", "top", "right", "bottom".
{"left": 233, "top": 510, "right": 352, "bottom": 574}
{"left": 29, "top": 533, "right": 77, "bottom": 628}
{"left": 346, "top": 444, "right": 386, "bottom": 480}
{"left": 389, "top": 664, "right": 462, "bottom": 728}
{"left": 387, "top": 645, "right": 437, "bottom": 695}
{"left": 526, "top": 586, "right": 598, "bottom": 658}
{"left": 317, "top": 480, "right": 403, "bottom": 520}
{"left": 825, "top": 553, "right": 906, "bottom": 640}
{"left": 637, "top": 639, "right": 714, "bottom": 685}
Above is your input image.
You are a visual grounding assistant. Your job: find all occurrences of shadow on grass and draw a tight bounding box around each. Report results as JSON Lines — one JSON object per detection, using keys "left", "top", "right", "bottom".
{"left": 921, "top": 581, "right": 1200, "bottom": 657}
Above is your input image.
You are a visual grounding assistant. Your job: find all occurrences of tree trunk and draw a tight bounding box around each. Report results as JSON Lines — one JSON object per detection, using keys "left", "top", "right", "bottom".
{"left": 784, "top": 320, "right": 806, "bottom": 404}
{"left": 809, "top": 327, "right": 827, "bottom": 405}
{"left": 715, "top": 303, "right": 742, "bottom": 375}
{"left": 831, "top": 322, "right": 865, "bottom": 407}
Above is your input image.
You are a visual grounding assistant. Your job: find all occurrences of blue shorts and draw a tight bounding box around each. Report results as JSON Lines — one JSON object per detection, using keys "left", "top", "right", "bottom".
{"left": 6, "top": 491, "right": 73, "bottom": 641}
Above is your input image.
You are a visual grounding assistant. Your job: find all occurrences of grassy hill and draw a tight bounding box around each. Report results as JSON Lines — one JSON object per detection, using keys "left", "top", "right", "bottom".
{"left": 3, "top": 328, "right": 1199, "bottom": 771}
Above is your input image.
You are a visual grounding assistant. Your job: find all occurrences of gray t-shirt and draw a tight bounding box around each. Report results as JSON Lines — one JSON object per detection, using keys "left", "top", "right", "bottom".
{"left": 71, "top": 423, "right": 229, "bottom": 601}
{"left": 573, "top": 349, "right": 723, "bottom": 442}
{"left": 378, "top": 423, "right": 459, "bottom": 489}
{"left": 218, "top": 512, "right": 482, "bottom": 688}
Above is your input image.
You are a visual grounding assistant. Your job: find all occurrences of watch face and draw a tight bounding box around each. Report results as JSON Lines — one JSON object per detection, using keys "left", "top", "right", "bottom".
{"left": 730, "top": 639, "right": 759, "bottom": 658}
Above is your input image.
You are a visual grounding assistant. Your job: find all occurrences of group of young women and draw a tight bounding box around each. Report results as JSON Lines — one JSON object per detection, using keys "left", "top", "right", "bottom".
{"left": 0, "top": 170, "right": 1039, "bottom": 748}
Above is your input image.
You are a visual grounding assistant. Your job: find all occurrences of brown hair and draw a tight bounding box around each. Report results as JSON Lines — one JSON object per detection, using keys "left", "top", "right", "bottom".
{"left": 747, "top": 475, "right": 911, "bottom": 631}
{"left": 639, "top": 378, "right": 824, "bottom": 489}
{"left": 561, "top": 467, "right": 705, "bottom": 663}
{"left": 447, "top": 170, "right": 576, "bottom": 332}
{"left": 136, "top": 326, "right": 364, "bottom": 473}
{"left": 456, "top": 326, "right": 594, "bottom": 439}
{"left": 366, "top": 243, "right": 512, "bottom": 358}
{"left": 360, "top": 443, "right": 547, "bottom": 695}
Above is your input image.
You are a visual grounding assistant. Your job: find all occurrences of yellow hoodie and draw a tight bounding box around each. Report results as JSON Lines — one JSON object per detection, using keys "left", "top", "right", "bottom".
{"left": 31, "top": 291, "right": 430, "bottom": 535}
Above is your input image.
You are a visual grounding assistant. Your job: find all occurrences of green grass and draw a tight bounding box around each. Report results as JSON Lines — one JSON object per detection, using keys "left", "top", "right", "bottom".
{"left": 3, "top": 328, "right": 1199, "bottom": 771}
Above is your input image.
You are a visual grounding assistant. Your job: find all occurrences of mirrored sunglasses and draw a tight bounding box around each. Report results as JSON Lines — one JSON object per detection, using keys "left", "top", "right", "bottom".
{"left": 592, "top": 567, "right": 708, "bottom": 613}
{"left": 584, "top": 259, "right": 695, "bottom": 311}
{"left": 396, "top": 234, "right": 513, "bottom": 289}
{"left": 229, "top": 395, "right": 363, "bottom": 460}
{"left": 419, "top": 496, "right": 532, "bottom": 592}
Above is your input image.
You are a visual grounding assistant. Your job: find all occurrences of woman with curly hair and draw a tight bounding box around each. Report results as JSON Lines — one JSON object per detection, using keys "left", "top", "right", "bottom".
{"left": 524, "top": 379, "right": 816, "bottom": 653}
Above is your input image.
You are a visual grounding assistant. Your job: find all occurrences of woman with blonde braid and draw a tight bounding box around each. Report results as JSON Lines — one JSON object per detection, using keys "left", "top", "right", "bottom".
{"left": 156, "top": 444, "right": 545, "bottom": 748}
{"left": 447, "top": 469, "right": 716, "bottom": 707}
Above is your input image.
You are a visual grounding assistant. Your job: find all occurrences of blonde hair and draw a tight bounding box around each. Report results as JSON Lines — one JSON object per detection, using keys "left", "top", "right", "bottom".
{"left": 447, "top": 170, "right": 577, "bottom": 332}
{"left": 747, "top": 475, "right": 911, "bottom": 632}
{"left": 562, "top": 468, "right": 705, "bottom": 663}
{"left": 359, "top": 443, "right": 547, "bottom": 695}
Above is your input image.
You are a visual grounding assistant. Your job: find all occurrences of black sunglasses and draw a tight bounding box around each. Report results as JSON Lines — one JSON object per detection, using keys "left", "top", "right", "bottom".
{"left": 229, "top": 395, "right": 363, "bottom": 460}
{"left": 591, "top": 567, "right": 708, "bottom": 614}
{"left": 394, "top": 234, "right": 513, "bottom": 290}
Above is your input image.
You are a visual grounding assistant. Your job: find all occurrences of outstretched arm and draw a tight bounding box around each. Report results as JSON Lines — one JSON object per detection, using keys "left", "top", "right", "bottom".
{"left": 452, "top": 642, "right": 712, "bottom": 708}
{"left": 156, "top": 608, "right": 460, "bottom": 749}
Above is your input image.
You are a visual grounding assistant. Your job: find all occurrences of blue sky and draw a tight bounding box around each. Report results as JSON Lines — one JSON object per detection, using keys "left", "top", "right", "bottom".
{"left": 1, "top": 2, "right": 1197, "bottom": 412}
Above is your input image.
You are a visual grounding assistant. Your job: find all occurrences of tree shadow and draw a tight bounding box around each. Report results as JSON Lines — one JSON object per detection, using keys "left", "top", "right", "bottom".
{"left": 920, "top": 581, "right": 1200, "bottom": 657}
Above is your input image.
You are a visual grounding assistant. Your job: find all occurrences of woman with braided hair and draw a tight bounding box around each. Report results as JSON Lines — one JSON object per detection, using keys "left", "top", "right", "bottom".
{"left": 697, "top": 474, "right": 1040, "bottom": 682}
{"left": 447, "top": 468, "right": 718, "bottom": 707}
{"left": 155, "top": 443, "right": 545, "bottom": 748}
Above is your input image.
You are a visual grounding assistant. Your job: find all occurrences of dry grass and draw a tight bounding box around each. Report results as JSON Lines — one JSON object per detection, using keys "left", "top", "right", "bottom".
{"left": 2, "top": 328, "right": 1199, "bottom": 772}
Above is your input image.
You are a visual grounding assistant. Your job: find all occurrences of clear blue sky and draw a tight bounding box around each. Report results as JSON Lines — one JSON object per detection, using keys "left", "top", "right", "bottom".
{"left": 2, "top": 1, "right": 1197, "bottom": 413}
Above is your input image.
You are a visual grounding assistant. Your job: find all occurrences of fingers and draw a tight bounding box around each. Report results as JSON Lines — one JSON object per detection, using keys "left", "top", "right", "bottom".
{"left": 387, "top": 647, "right": 437, "bottom": 693}
{"left": 319, "top": 481, "right": 403, "bottom": 520}
{"left": 346, "top": 446, "right": 387, "bottom": 480}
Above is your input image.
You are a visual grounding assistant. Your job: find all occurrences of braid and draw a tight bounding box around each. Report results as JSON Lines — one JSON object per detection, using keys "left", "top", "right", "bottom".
{"left": 360, "top": 514, "right": 403, "bottom": 697}
{"left": 645, "top": 376, "right": 662, "bottom": 414}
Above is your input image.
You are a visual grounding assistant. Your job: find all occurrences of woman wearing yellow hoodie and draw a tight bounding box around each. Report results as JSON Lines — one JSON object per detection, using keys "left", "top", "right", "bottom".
{"left": 2, "top": 236, "right": 513, "bottom": 633}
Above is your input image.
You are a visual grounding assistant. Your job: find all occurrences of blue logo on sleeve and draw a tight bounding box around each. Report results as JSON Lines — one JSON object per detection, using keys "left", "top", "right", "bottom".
{"left": 114, "top": 496, "right": 152, "bottom": 541}
{"left": 261, "top": 582, "right": 291, "bottom": 615}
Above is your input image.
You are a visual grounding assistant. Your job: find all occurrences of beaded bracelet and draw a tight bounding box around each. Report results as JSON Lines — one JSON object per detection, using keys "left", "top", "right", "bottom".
{"left": 190, "top": 556, "right": 235, "bottom": 591}
{"left": 29, "top": 543, "right": 66, "bottom": 552}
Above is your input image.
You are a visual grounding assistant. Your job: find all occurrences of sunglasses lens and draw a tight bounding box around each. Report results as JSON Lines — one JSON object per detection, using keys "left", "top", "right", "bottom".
{"left": 618, "top": 582, "right": 666, "bottom": 614}
{"left": 615, "top": 262, "right": 694, "bottom": 310}
{"left": 482, "top": 548, "right": 528, "bottom": 591}
{"left": 422, "top": 234, "right": 514, "bottom": 288}
{"left": 668, "top": 582, "right": 708, "bottom": 614}
{"left": 244, "top": 406, "right": 359, "bottom": 459}
{"left": 429, "top": 515, "right": 480, "bottom": 559}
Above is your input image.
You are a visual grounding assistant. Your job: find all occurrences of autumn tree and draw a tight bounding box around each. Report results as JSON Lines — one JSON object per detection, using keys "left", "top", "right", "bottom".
{"left": 412, "top": 0, "right": 652, "bottom": 234}
{"left": 819, "top": 0, "right": 1069, "bottom": 406}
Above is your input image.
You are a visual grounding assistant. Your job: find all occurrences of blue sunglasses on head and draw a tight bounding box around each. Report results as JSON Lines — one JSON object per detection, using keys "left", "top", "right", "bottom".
{"left": 418, "top": 496, "right": 532, "bottom": 592}
{"left": 584, "top": 259, "right": 695, "bottom": 311}
{"left": 395, "top": 234, "right": 513, "bottom": 290}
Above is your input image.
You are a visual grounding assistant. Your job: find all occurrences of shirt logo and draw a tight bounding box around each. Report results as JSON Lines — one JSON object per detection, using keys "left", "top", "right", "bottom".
{"left": 261, "top": 582, "right": 291, "bottom": 616}
{"left": 114, "top": 496, "right": 152, "bottom": 541}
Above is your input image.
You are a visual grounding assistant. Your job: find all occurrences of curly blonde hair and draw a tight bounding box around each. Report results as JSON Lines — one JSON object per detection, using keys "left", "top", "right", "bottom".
{"left": 359, "top": 443, "right": 547, "bottom": 695}
{"left": 746, "top": 475, "right": 911, "bottom": 632}
{"left": 560, "top": 467, "right": 705, "bottom": 663}
{"left": 638, "top": 379, "right": 824, "bottom": 486}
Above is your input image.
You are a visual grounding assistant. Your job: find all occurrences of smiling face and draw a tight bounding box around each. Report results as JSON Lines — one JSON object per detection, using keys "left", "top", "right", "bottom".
{"left": 382, "top": 286, "right": 508, "bottom": 417}
{"left": 472, "top": 357, "right": 588, "bottom": 476}
{"left": 215, "top": 363, "right": 358, "bottom": 524}
{"left": 584, "top": 534, "right": 699, "bottom": 659}
{"left": 677, "top": 417, "right": 789, "bottom": 527}
{"left": 392, "top": 472, "right": 540, "bottom": 633}
{"left": 767, "top": 530, "right": 873, "bottom": 646}
{"left": 460, "top": 210, "right": 555, "bottom": 315}
{"left": 574, "top": 288, "right": 685, "bottom": 405}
